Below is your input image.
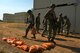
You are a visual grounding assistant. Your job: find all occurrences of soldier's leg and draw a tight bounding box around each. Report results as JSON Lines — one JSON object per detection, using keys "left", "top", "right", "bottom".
{"left": 51, "top": 30, "right": 56, "bottom": 40}
{"left": 57, "top": 25, "right": 59, "bottom": 34}
{"left": 57, "top": 24, "right": 59, "bottom": 34}
{"left": 31, "top": 34, "right": 36, "bottom": 39}
{"left": 66, "top": 26, "right": 70, "bottom": 36}
{"left": 23, "top": 24, "right": 32, "bottom": 38}
{"left": 51, "top": 26, "right": 57, "bottom": 44}
{"left": 41, "top": 25, "right": 47, "bottom": 37}
{"left": 41, "top": 29, "right": 46, "bottom": 37}
{"left": 48, "top": 25, "right": 52, "bottom": 42}
{"left": 58, "top": 26, "right": 61, "bottom": 34}
{"left": 61, "top": 25, "right": 64, "bottom": 35}
{"left": 50, "top": 30, "right": 56, "bottom": 44}
{"left": 36, "top": 24, "right": 38, "bottom": 33}
{"left": 37, "top": 25, "right": 40, "bottom": 33}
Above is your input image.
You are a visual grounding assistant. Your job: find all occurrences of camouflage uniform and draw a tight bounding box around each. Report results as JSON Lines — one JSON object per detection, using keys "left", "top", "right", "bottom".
{"left": 45, "top": 4, "right": 57, "bottom": 42}
{"left": 64, "top": 16, "right": 71, "bottom": 36}
{"left": 23, "top": 10, "right": 35, "bottom": 38}
{"left": 57, "top": 13, "right": 64, "bottom": 34}
{"left": 36, "top": 13, "right": 40, "bottom": 33}
{"left": 42, "top": 18, "right": 47, "bottom": 37}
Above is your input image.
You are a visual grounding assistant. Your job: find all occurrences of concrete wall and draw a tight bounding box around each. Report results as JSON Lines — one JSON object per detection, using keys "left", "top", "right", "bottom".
{"left": 3, "top": 12, "right": 28, "bottom": 23}
{"left": 33, "top": 0, "right": 50, "bottom": 28}
{"left": 33, "top": 0, "right": 80, "bottom": 33}
{"left": 14, "top": 12, "right": 27, "bottom": 23}
{"left": 3, "top": 13, "right": 14, "bottom": 22}
{"left": 76, "top": 4, "right": 80, "bottom": 33}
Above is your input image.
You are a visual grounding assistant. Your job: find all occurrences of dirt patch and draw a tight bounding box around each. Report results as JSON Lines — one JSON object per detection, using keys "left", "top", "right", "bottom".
{"left": 0, "top": 22, "right": 80, "bottom": 53}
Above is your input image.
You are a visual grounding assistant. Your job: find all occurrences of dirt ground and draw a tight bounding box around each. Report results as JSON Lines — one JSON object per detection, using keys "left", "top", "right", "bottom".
{"left": 0, "top": 22, "right": 80, "bottom": 53}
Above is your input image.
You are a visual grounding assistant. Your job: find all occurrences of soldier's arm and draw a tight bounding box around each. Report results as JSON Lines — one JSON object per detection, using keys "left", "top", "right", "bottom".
{"left": 44, "top": 10, "right": 51, "bottom": 19}
{"left": 32, "top": 14, "right": 35, "bottom": 24}
{"left": 63, "top": 21, "right": 67, "bottom": 27}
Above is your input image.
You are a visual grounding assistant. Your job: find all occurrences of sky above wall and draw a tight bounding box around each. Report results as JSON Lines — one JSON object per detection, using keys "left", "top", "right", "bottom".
{"left": 0, "top": 0, "right": 33, "bottom": 20}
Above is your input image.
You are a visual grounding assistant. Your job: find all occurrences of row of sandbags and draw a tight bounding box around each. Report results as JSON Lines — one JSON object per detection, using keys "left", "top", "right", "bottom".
{"left": 1, "top": 37, "right": 55, "bottom": 53}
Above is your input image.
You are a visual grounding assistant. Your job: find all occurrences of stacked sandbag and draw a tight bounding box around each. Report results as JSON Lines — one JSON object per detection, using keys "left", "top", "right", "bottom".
{"left": 1, "top": 37, "right": 56, "bottom": 53}
{"left": 1, "top": 37, "right": 30, "bottom": 52}
{"left": 29, "top": 45, "right": 45, "bottom": 53}
{"left": 6, "top": 38, "right": 16, "bottom": 44}
{"left": 14, "top": 40, "right": 25, "bottom": 46}
{"left": 17, "top": 44, "right": 30, "bottom": 51}
{"left": 41, "top": 42, "right": 55, "bottom": 49}
{"left": 2, "top": 37, "right": 7, "bottom": 41}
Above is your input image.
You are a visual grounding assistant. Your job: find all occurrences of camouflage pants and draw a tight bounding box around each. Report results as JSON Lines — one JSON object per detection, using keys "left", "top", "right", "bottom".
{"left": 36, "top": 24, "right": 40, "bottom": 32}
{"left": 66, "top": 26, "right": 70, "bottom": 35}
{"left": 48, "top": 24, "right": 57, "bottom": 41}
{"left": 25, "top": 23, "right": 34, "bottom": 37}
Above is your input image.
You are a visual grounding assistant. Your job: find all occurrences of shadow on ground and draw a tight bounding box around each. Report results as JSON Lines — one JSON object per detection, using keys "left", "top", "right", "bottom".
{"left": 56, "top": 44, "right": 80, "bottom": 53}
{"left": 60, "top": 34, "right": 80, "bottom": 39}
{"left": 55, "top": 38, "right": 67, "bottom": 41}
{"left": 66, "top": 36, "right": 80, "bottom": 39}
{"left": 24, "top": 37, "right": 48, "bottom": 43}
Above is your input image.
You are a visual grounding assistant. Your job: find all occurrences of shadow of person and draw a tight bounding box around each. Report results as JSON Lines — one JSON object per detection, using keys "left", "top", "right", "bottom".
{"left": 56, "top": 44, "right": 80, "bottom": 53}
{"left": 25, "top": 37, "right": 49, "bottom": 43}
{"left": 24, "top": 38, "right": 56, "bottom": 50}
{"left": 65, "top": 35, "right": 80, "bottom": 39}
{"left": 55, "top": 38, "right": 67, "bottom": 41}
